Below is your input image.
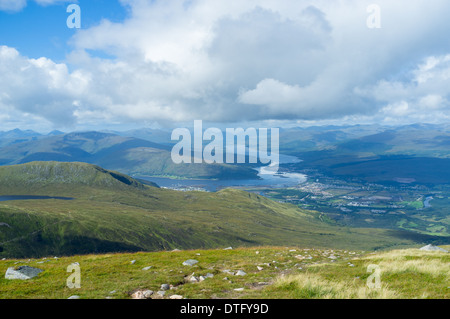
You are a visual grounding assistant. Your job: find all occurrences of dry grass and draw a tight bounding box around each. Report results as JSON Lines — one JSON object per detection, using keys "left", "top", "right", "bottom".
{"left": 273, "top": 272, "right": 399, "bottom": 299}
{"left": 266, "top": 247, "right": 449, "bottom": 299}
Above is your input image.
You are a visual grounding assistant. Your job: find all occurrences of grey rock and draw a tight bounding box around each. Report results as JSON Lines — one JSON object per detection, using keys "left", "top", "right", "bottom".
{"left": 5, "top": 266, "right": 43, "bottom": 280}
{"left": 223, "top": 247, "right": 233, "bottom": 250}
{"left": 131, "top": 290, "right": 153, "bottom": 299}
{"left": 419, "top": 244, "right": 449, "bottom": 252}
{"left": 130, "top": 260, "right": 136, "bottom": 264}
{"left": 182, "top": 259, "right": 198, "bottom": 266}
{"left": 68, "top": 295, "right": 80, "bottom": 299}
{"left": 235, "top": 270, "right": 247, "bottom": 276}
{"left": 160, "top": 284, "right": 170, "bottom": 291}
{"left": 205, "top": 273, "right": 214, "bottom": 278}
{"left": 142, "top": 266, "right": 152, "bottom": 271}
{"left": 157, "top": 290, "right": 166, "bottom": 297}
{"left": 170, "top": 295, "right": 183, "bottom": 299}
{"left": 189, "top": 276, "right": 199, "bottom": 283}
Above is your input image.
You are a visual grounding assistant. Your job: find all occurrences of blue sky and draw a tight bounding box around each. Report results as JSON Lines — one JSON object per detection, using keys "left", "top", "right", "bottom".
{"left": 0, "top": 0, "right": 450, "bottom": 132}
{"left": 0, "top": 0, "right": 127, "bottom": 62}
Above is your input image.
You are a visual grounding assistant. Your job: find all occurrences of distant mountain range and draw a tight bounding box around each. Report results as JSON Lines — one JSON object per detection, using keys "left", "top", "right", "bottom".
{"left": 0, "top": 130, "right": 258, "bottom": 180}
{"left": 0, "top": 123, "right": 448, "bottom": 182}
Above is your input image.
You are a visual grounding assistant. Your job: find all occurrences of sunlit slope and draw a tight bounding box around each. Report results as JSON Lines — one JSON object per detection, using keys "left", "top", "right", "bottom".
{"left": 0, "top": 162, "right": 440, "bottom": 258}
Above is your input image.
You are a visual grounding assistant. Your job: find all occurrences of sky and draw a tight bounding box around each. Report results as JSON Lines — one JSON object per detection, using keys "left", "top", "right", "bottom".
{"left": 0, "top": 0, "right": 450, "bottom": 132}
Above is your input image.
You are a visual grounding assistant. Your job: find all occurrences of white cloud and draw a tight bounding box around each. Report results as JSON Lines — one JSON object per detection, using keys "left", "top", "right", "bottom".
{"left": 0, "top": 46, "right": 89, "bottom": 126}
{"left": 2, "top": 0, "right": 450, "bottom": 129}
{"left": 0, "top": 0, "right": 26, "bottom": 12}
{"left": 355, "top": 54, "right": 450, "bottom": 123}
{"left": 0, "top": 0, "right": 69, "bottom": 12}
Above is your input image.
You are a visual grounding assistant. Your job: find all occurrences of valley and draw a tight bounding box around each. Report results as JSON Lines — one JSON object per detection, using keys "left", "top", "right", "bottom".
{"left": 0, "top": 162, "right": 442, "bottom": 259}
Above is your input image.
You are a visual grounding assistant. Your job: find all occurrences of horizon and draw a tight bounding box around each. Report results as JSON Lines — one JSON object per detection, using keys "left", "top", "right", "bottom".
{"left": 1, "top": 121, "right": 449, "bottom": 136}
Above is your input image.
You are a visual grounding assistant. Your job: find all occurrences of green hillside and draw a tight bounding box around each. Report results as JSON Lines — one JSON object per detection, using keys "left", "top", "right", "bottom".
{"left": 0, "top": 162, "right": 442, "bottom": 258}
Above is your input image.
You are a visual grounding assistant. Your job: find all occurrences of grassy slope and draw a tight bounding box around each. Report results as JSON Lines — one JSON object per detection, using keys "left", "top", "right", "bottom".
{"left": 0, "top": 162, "right": 438, "bottom": 259}
{"left": 0, "top": 246, "right": 448, "bottom": 299}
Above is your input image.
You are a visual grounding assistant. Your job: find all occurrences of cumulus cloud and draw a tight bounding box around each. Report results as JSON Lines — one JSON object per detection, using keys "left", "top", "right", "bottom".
{"left": 0, "top": 46, "right": 88, "bottom": 125}
{"left": 355, "top": 54, "right": 450, "bottom": 123}
{"left": 1, "top": 0, "right": 450, "bottom": 128}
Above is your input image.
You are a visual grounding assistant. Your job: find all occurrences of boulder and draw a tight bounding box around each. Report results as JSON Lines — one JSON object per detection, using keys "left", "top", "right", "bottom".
{"left": 5, "top": 266, "right": 43, "bottom": 280}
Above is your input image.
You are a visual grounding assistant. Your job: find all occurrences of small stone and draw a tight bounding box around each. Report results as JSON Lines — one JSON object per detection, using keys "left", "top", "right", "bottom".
{"left": 257, "top": 266, "right": 263, "bottom": 271}
{"left": 170, "top": 295, "right": 183, "bottom": 299}
{"left": 130, "top": 260, "right": 136, "bottom": 264}
{"left": 199, "top": 276, "right": 205, "bottom": 282}
{"left": 109, "top": 290, "right": 116, "bottom": 294}
{"left": 234, "top": 288, "right": 244, "bottom": 291}
{"left": 235, "top": 270, "right": 247, "bottom": 276}
{"left": 142, "top": 266, "right": 152, "bottom": 271}
{"left": 157, "top": 291, "right": 166, "bottom": 297}
{"left": 185, "top": 273, "right": 199, "bottom": 283}
{"left": 182, "top": 259, "right": 199, "bottom": 266}
{"left": 189, "top": 276, "right": 199, "bottom": 283}
{"left": 205, "top": 273, "right": 214, "bottom": 278}
{"left": 161, "top": 284, "right": 170, "bottom": 291}
{"left": 131, "top": 290, "right": 153, "bottom": 299}
{"left": 224, "top": 247, "right": 233, "bottom": 250}
{"left": 68, "top": 295, "right": 80, "bottom": 299}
